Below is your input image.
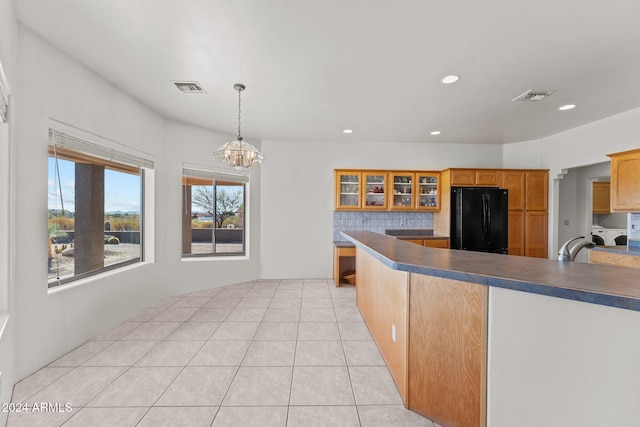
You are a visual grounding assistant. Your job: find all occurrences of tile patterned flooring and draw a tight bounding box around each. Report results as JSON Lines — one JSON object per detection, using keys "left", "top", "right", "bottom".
{"left": 8, "top": 279, "right": 436, "bottom": 427}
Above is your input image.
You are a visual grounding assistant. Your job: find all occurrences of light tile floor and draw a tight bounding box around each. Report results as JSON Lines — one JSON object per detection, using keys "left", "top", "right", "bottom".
{"left": 8, "top": 279, "right": 437, "bottom": 427}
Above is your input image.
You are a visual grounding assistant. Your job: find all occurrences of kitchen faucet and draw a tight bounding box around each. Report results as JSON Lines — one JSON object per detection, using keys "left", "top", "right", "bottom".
{"left": 558, "top": 236, "right": 596, "bottom": 261}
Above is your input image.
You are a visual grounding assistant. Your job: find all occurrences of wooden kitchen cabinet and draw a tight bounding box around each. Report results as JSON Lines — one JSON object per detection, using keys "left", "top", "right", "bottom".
{"left": 592, "top": 182, "right": 611, "bottom": 214}
{"left": 525, "top": 171, "right": 548, "bottom": 211}
{"left": 404, "top": 239, "right": 450, "bottom": 248}
{"left": 335, "top": 171, "right": 362, "bottom": 210}
{"left": 450, "top": 169, "right": 499, "bottom": 186}
{"left": 436, "top": 168, "right": 548, "bottom": 259}
{"left": 335, "top": 169, "right": 439, "bottom": 211}
{"left": 390, "top": 172, "right": 416, "bottom": 210}
{"left": 362, "top": 171, "right": 388, "bottom": 210}
{"left": 608, "top": 148, "right": 640, "bottom": 212}
{"left": 523, "top": 171, "right": 548, "bottom": 258}
{"left": 449, "top": 169, "right": 500, "bottom": 187}
{"left": 405, "top": 239, "right": 424, "bottom": 245}
{"left": 476, "top": 170, "right": 500, "bottom": 186}
{"left": 449, "top": 169, "right": 476, "bottom": 186}
{"left": 524, "top": 211, "right": 548, "bottom": 258}
{"left": 499, "top": 170, "right": 526, "bottom": 256}
{"left": 500, "top": 170, "right": 526, "bottom": 210}
{"left": 423, "top": 239, "right": 450, "bottom": 248}
{"left": 507, "top": 211, "right": 525, "bottom": 256}
{"left": 415, "top": 172, "right": 440, "bottom": 210}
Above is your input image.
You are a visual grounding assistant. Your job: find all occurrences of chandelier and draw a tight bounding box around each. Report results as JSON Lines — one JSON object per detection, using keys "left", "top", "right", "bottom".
{"left": 213, "top": 83, "right": 264, "bottom": 168}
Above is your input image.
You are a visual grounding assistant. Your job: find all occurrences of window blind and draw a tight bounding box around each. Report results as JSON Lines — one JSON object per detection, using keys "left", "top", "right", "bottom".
{"left": 49, "top": 129, "right": 154, "bottom": 169}
{"left": 182, "top": 166, "right": 249, "bottom": 183}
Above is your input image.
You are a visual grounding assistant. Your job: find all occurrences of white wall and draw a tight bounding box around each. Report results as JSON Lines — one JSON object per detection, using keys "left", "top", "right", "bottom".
{"left": 14, "top": 26, "right": 165, "bottom": 381}
{"left": 259, "top": 140, "right": 503, "bottom": 278}
{"left": 557, "top": 162, "right": 610, "bottom": 262}
{"left": 0, "top": 0, "right": 17, "bottom": 424}
{"left": 11, "top": 26, "right": 260, "bottom": 386}
{"left": 557, "top": 168, "right": 578, "bottom": 250}
{"left": 504, "top": 108, "right": 640, "bottom": 256}
{"left": 488, "top": 286, "right": 640, "bottom": 427}
{"left": 163, "top": 119, "right": 262, "bottom": 285}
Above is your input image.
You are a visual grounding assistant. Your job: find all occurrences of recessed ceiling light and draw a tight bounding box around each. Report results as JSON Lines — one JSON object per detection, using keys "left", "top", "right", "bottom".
{"left": 441, "top": 75, "right": 460, "bottom": 85}
{"left": 343, "top": 129, "right": 353, "bottom": 134}
{"left": 559, "top": 104, "right": 576, "bottom": 111}
{"left": 430, "top": 131, "right": 441, "bottom": 136}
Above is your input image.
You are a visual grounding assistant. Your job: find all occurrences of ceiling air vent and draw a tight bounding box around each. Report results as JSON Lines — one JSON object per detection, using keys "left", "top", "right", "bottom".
{"left": 511, "top": 89, "right": 554, "bottom": 102}
{"left": 172, "top": 81, "right": 206, "bottom": 94}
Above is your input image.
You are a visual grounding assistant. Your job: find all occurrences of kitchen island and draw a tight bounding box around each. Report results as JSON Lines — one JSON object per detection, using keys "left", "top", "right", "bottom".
{"left": 333, "top": 229, "right": 449, "bottom": 287}
{"left": 343, "top": 230, "right": 640, "bottom": 427}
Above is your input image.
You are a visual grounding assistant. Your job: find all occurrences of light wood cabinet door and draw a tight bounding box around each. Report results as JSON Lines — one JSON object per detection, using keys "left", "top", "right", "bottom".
{"left": 608, "top": 149, "right": 640, "bottom": 212}
{"left": 405, "top": 239, "right": 424, "bottom": 245}
{"left": 592, "top": 182, "right": 611, "bottom": 214}
{"left": 525, "top": 171, "right": 548, "bottom": 211}
{"left": 450, "top": 169, "right": 476, "bottom": 186}
{"left": 525, "top": 211, "right": 547, "bottom": 258}
{"left": 335, "top": 171, "right": 362, "bottom": 210}
{"left": 500, "top": 171, "right": 525, "bottom": 211}
{"left": 423, "top": 239, "right": 450, "bottom": 248}
{"left": 362, "top": 171, "right": 388, "bottom": 210}
{"left": 450, "top": 169, "right": 499, "bottom": 186}
{"left": 416, "top": 172, "right": 440, "bottom": 211}
{"left": 390, "top": 172, "right": 416, "bottom": 210}
{"left": 476, "top": 170, "right": 499, "bottom": 186}
{"left": 508, "top": 211, "right": 525, "bottom": 256}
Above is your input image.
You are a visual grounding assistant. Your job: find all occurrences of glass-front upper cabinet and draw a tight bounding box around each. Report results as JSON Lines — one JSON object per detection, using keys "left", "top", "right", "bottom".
{"left": 335, "top": 171, "right": 362, "bottom": 210}
{"left": 390, "top": 172, "right": 415, "bottom": 210}
{"left": 362, "top": 172, "right": 387, "bottom": 210}
{"left": 416, "top": 172, "right": 439, "bottom": 211}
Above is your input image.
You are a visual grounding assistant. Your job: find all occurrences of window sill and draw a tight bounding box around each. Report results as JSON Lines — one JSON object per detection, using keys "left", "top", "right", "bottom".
{"left": 47, "top": 261, "right": 150, "bottom": 295}
{"left": 181, "top": 255, "right": 249, "bottom": 262}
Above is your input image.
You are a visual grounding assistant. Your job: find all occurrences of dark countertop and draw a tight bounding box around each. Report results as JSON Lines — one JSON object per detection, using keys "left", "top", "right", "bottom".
{"left": 342, "top": 230, "right": 640, "bottom": 312}
{"left": 385, "top": 229, "right": 449, "bottom": 241}
{"left": 335, "top": 229, "right": 449, "bottom": 248}
{"left": 333, "top": 240, "right": 356, "bottom": 248}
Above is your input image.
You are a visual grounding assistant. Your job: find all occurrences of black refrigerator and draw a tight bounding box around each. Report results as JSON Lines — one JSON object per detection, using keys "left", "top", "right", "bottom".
{"left": 450, "top": 187, "right": 509, "bottom": 254}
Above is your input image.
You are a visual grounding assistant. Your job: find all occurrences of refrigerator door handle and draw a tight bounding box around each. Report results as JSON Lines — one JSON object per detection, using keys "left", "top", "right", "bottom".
{"left": 486, "top": 193, "right": 492, "bottom": 239}
{"left": 481, "top": 193, "right": 487, "bottom": 240}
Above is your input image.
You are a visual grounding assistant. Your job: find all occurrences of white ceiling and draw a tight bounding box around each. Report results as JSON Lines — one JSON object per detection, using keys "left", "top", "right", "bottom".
{"left": 14, "top": 0, "right": 640, "bottom": 144}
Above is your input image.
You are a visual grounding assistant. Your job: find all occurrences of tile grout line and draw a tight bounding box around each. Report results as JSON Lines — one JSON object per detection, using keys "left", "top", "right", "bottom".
{"left": 208, "top": 280, "right": 275, "bottom": 424}
{"left": 10, "top": 279, "right": 397, "bottom": 427}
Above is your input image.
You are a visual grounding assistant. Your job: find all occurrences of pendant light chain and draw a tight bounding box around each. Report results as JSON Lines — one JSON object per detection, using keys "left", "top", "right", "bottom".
{"left": 237, "top": 87, "right": 242, "bottom": 141}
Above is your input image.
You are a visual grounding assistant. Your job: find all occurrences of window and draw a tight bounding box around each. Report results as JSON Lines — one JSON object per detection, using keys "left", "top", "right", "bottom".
{"left": 47, "top": 128, "right": 153, "bottom": 287}
{"left": 182, "top": 166, "right": 248, "bottom": 257}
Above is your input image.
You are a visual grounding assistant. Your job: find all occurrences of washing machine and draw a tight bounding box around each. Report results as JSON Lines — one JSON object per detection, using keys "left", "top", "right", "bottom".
{"left": 592, "top": 226, "right": 627, "bottom": 246}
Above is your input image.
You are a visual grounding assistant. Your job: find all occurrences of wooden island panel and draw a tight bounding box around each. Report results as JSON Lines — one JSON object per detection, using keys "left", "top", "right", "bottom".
{"left": 590, "top": 249, "right": 640, "bottom": 268}
{"left": 356, "top": 247, "right": 409, "bottom": 402}
{"left": 409, "top": 274, "right": 488, "bottom": 427}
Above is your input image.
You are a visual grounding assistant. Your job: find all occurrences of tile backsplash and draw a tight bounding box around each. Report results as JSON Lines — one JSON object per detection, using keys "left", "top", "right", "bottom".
{"left": 333, "top": 211, "right": 434, "bottom": 241}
